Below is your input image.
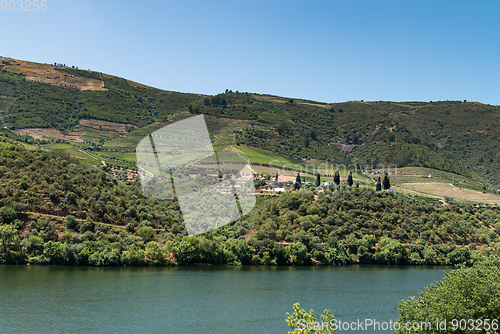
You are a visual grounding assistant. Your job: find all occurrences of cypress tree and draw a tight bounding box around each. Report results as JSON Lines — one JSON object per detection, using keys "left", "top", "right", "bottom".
{"left": 334, "top": 171, "right": 340, "bottom": 185}
{"left": 315, "top": 173, "right": 321, "bottom": 187}
{"left": 347, "top": 172, "right": 353, "bottom": 187}
{"left": 294, "top": 173, "right": 302, "bottom": 190}
{"left": 376, "top": 177, "right": 382, "bottom": 191}
{"left": 383, "top": 174, "right": 391, "bottom": 190}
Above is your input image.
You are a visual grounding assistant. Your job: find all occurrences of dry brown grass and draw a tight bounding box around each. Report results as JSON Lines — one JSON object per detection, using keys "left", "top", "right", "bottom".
{"left": 397, "top": 182, "right": 500, "bottom": 204}
{"left": 1, "top": 57, "right": 106, "bottom": 91}
{"left": 79, "top": 119, "right": 133, "bottom": 132}
{"left": 13, "top": 128, "right": 84, "bottom": 142}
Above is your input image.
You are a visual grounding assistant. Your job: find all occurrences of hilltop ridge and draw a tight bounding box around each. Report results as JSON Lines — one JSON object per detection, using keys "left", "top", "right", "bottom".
{"left": 0, "top": 57, "right": 499, "bottom": 191}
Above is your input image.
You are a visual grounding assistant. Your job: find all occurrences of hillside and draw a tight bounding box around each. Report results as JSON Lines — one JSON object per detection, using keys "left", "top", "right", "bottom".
{"left": 1, "top": 57, "right": 499, "bottom": 191}
{"left": 1, "top": 144, "right": 499, "bottom": 266}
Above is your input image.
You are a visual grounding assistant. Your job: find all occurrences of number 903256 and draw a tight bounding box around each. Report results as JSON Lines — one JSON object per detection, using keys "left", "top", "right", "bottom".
{"left": 1, "top": 0, "right": 47, "bottom": 11}
{"left": 450, "top": 319, "right": 498, "bottom": 331}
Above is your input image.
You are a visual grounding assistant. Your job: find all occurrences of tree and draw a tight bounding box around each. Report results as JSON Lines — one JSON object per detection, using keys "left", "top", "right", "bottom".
{"left": 315, "top": 173, "right": 321, "bottom": 187}
{"left": 383, "top": 174, "right": 391, "bottom": 190}
{"left": 1, "top": 207, "right": 17, "bottom": 224}
{"left": 137, "top": 226, "right": 154, "bottom": 242}
{"left": 333, "top": 171, "right": 340, "bottom": 185}
{"left": 0, "top": 225, "right": 18, "bottom": 252}
{"left": 304, "top": 138, "right": 310, "bottom": 148}
{"left": 65, "top": 215, "right": 78, "bottom": 230}
{"left": 396, "top": 257, "right": 500, "bottom": 334}
{"left": 347, "top": 172, "right": 353, "bottom": 187}
{"left": 285, "top": 303, "right": 336, "bottom": 333}
{"left": 65, "top": 191, "right": 77, "bottom": 204}
{"left": 295, "top": 173, "right": 302, "bottom": 190}
{"left": 376, "top": 177, "right": 382, "bottom": 191}
{"left": 275, "top": 172, "right": 279, "bottom": 182}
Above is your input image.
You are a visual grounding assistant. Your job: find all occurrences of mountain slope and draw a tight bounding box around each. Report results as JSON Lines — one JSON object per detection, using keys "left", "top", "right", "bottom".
{"left": 1, "top": 57, "right": 499, "bottom": 189}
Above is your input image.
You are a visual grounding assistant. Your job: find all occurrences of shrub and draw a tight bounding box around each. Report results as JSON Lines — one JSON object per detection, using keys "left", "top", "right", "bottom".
{"left": 137, "top": 226, "right": 154, "bottom": 241}
{"left": 65, "top": 215, "right": 78, "bottom": 230}
{"left": 396, "top": 257, "right": 500, "bottom": 334}
{"left": 1, "top": 206, "right": 17, "bottom": 224}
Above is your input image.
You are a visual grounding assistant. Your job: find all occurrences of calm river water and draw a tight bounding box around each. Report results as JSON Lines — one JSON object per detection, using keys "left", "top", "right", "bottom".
{"left": 0, "top": 265, "right": 450, "bottom": 333}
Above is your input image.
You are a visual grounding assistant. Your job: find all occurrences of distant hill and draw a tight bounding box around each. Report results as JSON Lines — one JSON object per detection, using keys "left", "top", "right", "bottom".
{"left": 1, "top": 57, "right": 499, "bottom": 190}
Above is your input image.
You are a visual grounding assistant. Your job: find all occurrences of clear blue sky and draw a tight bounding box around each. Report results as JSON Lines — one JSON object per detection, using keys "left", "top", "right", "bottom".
{"left": 2, "top": 0, "right": 500, "bottom": 104}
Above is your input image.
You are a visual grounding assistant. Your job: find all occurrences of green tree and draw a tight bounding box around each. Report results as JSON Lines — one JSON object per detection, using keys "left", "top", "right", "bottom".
{"left": 176, "top": 240, "right": 196, "bottom": 264}
{"left": 285, "top": 303, "right": 336, "bottom": 333}
{"left": 121, "top": 244, "right": 145, "bottom": 266}
{"left": 65, "top": 215, "right": 78, "bottom": 230}
{"left": 383, "top": 174, "right": 391, "bottom": 190}
{"left": 65, "top": 191, "right": 77, "bottom": 204}
{"left": 0, "top": 225, "right": 18, "bottom": 252}
{"left": 333, "top": 171, "right": 340, "bottom": 185}
{"left": 1, "top": 207, "right": 17, "bottom": 224}
{"left": 286, "top": 242, "right": 308, "bottom": 265}
{"left": 137, "top": 226, "right": 154, "bottom": 242}
{"left": 295, "top": 173, "right": 302, "bottom": 190}
{"left": 21, "top": 235, "right": 44, "bottom": 255}
{"left": 376, "top": 177, "right": 382, "bottom": 191}
{"left": 396, "top": 257, "right": 500, "bottom": 334}
{"left": 43, "top": 241, "right": 64, "bottom": 264}
{"left": 145, "top": 241, "right": 167, "bottom": 265}
{"left": 347, "top": 172, "right": 353, "bottom": 187}
{"left": 315, "top": 173, "right": 321, "bottom": 187}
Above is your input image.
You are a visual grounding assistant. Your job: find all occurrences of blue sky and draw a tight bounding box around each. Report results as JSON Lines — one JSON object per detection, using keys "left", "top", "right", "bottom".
{"left": 1, "top": 0, "right": 500, "bottom": 104}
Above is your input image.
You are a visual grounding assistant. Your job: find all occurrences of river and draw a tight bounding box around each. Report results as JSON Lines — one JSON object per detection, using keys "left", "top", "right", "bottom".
{"left": 0, "top": 264, "right": 450, "bottom": 333}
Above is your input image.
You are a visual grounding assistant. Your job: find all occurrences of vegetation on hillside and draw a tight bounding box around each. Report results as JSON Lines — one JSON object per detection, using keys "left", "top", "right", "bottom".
{"left": 1, "top": 59, "right": 499, "bottom": 190}
{"left": 0, "top": 145, "right": 498, "bottom": 267}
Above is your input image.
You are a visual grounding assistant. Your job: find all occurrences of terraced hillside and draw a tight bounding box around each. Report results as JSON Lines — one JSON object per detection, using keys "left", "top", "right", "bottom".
{"left": 1, "top": 57, "right": 499, "bottom": 192}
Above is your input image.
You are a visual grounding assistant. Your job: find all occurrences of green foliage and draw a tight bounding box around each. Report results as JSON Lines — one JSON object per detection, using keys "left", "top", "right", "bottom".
{"left": 396, "top": 256, "right": 500, "bottom": 334}
{"left": 0, "top": 144, "right": 498, "bottom": 267}
{"left": 64, "top": 215, "right": 78, "bottom": 230}
{"left": 1, "top": 60, "right": 500, "bottom": 189}
{"left": 295, "top": 173, "right": 302, "bottom": 190}
{"left": 0, "top": 224, "right": 18, "bottom": 253}
{"left": 347, "top": 172, "right": 353, "bottom": 187}
{"left": 285, "top": 302, "right": 336, "bottom": 333}
{"left": 1, "top": 206, "right": 17, "bottom": 224}
{"left": 383, "top": 174, "right": 390, "bottom": 190}
{"left": 137, "top": 226, "right": 154, "bottom": 242}
{"left": 2, "top": 69, "right": 200, "bottom": 129}
{"left": 333, "top": 171, "right": 340, "bottom": 185}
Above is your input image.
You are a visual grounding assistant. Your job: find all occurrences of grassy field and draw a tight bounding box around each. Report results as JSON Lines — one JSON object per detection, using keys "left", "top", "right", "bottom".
{"left": 235, "top": 145, "right": 306, "bottom": 168}
{"left": 391, "top": 167, "right": 500, "bottom": 204}
{"left": 44, "top": 144, "right": 101, "bottom": 164}
{"left": 395, "top": 183, "right": 500, "bottom": 205}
